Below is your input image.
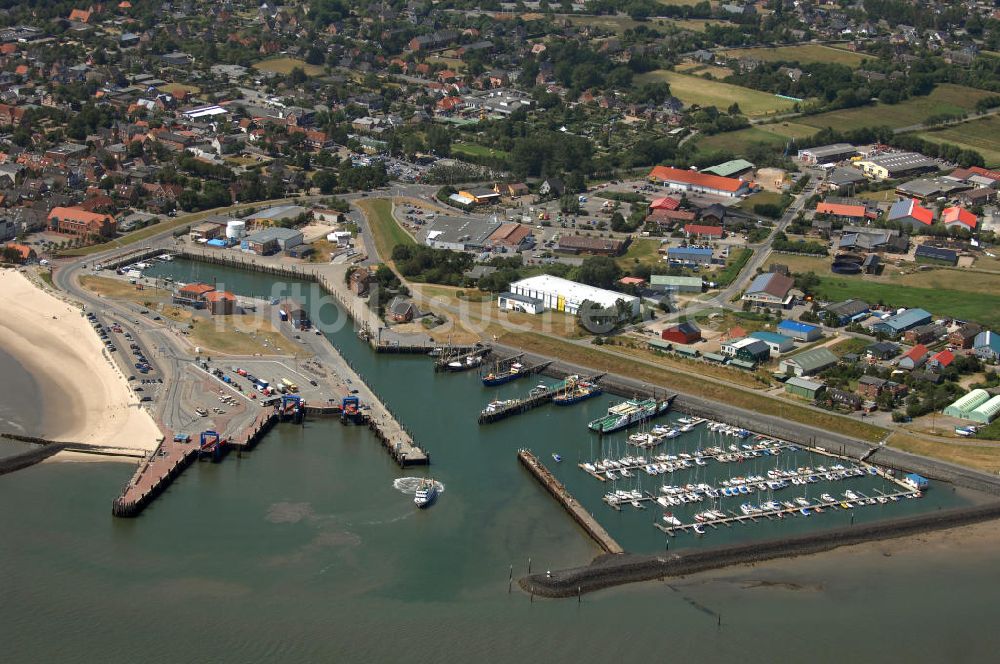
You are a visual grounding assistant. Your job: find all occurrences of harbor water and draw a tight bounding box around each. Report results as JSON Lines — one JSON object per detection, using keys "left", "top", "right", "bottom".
{"left": 2, "top": 259, "right": 999, "bottom": 661}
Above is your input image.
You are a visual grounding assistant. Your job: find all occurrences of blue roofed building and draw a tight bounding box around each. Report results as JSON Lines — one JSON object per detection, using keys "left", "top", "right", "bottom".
{"left": 871, "top": 308, "right": 932, "bottom": 337}
{"left": 749, "top": 330, "right": 795, "bottom": 356}
{"left": 974, "top": 330, "right": 1000, "bottom": 361}
{"left": 776, "top": 319, "right": 822, "bottom": 342}
{"left": 666, "top": 246, "right": 713, "bottom": 265}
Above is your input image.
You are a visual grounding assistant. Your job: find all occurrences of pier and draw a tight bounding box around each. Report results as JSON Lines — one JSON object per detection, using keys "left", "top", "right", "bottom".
{"left": 517, "top": 449, "right": 623, "bottom": 555}
{"left": 478, "top": 374, "right": 605, "bottom": 425}
{"left": 434, "top": 345, "right": 491, "bottom": 372}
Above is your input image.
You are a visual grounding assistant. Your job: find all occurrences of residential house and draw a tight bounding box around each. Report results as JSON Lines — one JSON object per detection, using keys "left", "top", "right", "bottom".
{"left": 949, "top": 323, "right": 981, "bottom": 350}
{"left": 941, "top": 206, "right": 977, "bottom": 231}
{"left": 865, "top": 341, "right": 901, "bottom": 361}
{"left": 388, "top": 297, "right": 416, "bottom": 323}
{"left": 903, "top": 323, "right": 946, "bottom": 345}
{"left": 887, "top": 198, "right": 934, "bottom": 228}
{"left": 683, "top": 224, "right": 724, "bottom": 241}
{"left": 927, "top": 349, "right": 955, "bottom": 372}
{"left": 898, "top": 344, "right": 929, "bottom": 370}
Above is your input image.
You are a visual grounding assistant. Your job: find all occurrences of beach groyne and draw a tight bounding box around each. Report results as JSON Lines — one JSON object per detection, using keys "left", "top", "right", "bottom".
{"left": 0, "top": 442, "right": 65, "bottom": 475}
{"left": 520, "top": 500, "right": 1000, "bottom": 598}
{"left": 518, "top": 449, "right": 622, "bottom": 555}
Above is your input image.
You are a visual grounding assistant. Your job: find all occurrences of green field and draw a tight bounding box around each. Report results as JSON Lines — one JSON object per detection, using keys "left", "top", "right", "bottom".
{"left": 637, "top": 70, "right": 798, "bottom": 116}
{"left": 800, "top": 84, "right": 995, "bottom": 132}
{"left": 918, "top": 115, "right": 1000, "bottom": 168}
{"left": 252, "top": 57, "right": 325, "bottom": 77}
{"left": 721, "top": 44, "right": 868, "bottom": 68}
{"left": 736, "top": 190, "right": 784, "bottom": 212}
{"left": 695, "top": 122, "right": 818, "bottom": 155}
{"left": 616, "top": 238, "right": 662, "bottom": 270}
{"left": 814, "top": 278, "right": 1000, "bottom": 328}
{"left": 357, "top": 198, "right": 416, "bottom": 262}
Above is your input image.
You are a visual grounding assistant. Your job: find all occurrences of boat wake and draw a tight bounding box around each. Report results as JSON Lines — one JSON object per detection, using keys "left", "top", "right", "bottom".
{"left": 393, "top": 477, "right": 445, "bottom": 495}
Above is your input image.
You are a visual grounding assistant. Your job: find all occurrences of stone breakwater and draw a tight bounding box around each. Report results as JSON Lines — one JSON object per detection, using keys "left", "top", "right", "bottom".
{"left": 520, "top": 501, "right": 1000, "bottom": 598}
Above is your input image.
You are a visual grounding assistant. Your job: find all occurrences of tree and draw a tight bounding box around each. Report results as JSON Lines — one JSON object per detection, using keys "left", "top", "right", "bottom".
{"left": 312, "top": 170, "right": 337, "bottom": 194}
{"left": 289, "top": 67, "right": 308, "bottom": 85}
{"left": 573, "top": 256, "right": 622, "bottom": 290}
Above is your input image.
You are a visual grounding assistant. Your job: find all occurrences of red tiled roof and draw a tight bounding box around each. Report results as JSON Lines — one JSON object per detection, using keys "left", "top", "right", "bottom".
{"left": 969, "top": 166, "right": 1000, "bottom": 182}
{"left": 47, "top": 206, "right": 114, "bottom": 225}
{"left": 618, "top": 276, "right": 646, "bottom": 285}
{"left": 903, "top": 344, "right": 928, "bottom": 361}
{"left": 204, "top": 290, "right": 236, "bottom": 302}
{"left": 648, "top": 166, "right": 745, "bottom": 193}
{"left": 816, "top": 202, "right": 866, "bottom": 218}
{"left": 930, "top": 349, "right": 954, "bottom": 367}
{"left": 649, "top": 196, "right": 680, "bottom": 211}
{"left": 684, "top": 224, "right": 724, "bottom": 237}
{"left": 941, "top": 206, "right": 977, "bottom": 229}
{"left": 179, "top": 283, "right": 215, "bottom": 296}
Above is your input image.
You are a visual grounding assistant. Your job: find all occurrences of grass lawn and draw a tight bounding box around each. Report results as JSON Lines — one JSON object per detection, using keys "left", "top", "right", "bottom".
{"left": 736, "top": 190, "right": 784, "bottom": 212}
{"left": 185, "top": 314, "right": 304, "bottom": 357}
{"left": 813, "top": 277, "right": 1000, "bottom": 328}
{"left": 800, "top": 84, "right": 995, "bottom": 132}
{"left": 720, "top": 45, "right": 868, "bottom": 68}
{"left": 616, "top": 238, "right": 662, "bottom": 270}
{"left": 561, "top": 14, "right": 644, "bottom": 34}
{"left": 888, "top": 432, "right": 1000, "bottom": 473}
{"left": 672, "top": 19, "right": 730, "bottom": 32}
{"left": 675, "top": 63, "right": 734, "bottom": 79}
{"left": 975, "top": 419, "right": 1000, "bottom": 441}
{"left": 157, "top": 82, "right": 200, "bottom": 95}
{"left": 452, "top": 142, "right": 510, "bottom": 160}
{"left": 252, "top": 57, "right": 325, "bottom": 77}
{"left": 917, "top": 115, "right": 1000, "bottom": 168}
{"left": 503, "top": 331, "right": 886, "bottom": 442}
{"left": 715, "top": 247, "right": 753, "bottom": 286}
{"left": 80, "top": 275, "right": 171, "bottom": 302}
{"left": 356, "top": 198, "right": 416, "bottom": 262}
{"left": 856, "top": 188, "right": 897, "bottom": 203}
{"left": 657, "top": 0, "right": 703, "bottom": 5}
{"left": 695, "top": 123, "right": 816, "bottom": 156}
{"left": 636, "top": 70, "right": 798, "bottom": 116}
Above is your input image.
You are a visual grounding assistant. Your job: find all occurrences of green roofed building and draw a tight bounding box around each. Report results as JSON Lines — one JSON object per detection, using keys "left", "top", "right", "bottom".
{"left": 944, "top": 389, "right": 991, "bottom": 419}
{"left": 969, "top": 395, "right": 1000, "bottom": 424}
{"left": 778, "top": 347, "right": 838, "bottom": 377}
{"left": 649, "top": 275, "right": 703, "bottom": 293}
{"left": 785, "top": 377, "right": 825, "bottom": 400}
{"left": 701, "top": 159, "right": 755, "bottom": 178}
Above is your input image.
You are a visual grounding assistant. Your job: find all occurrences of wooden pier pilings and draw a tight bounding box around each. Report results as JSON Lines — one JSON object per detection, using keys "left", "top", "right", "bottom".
{"left": 518, "top": 449, "right": 623, "bottom": 555}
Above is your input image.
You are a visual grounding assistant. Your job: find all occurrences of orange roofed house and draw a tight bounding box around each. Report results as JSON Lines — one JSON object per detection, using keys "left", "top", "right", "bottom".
{"left": 47, "top": 206, "right": 116, "bottom": 237}
{"left": 648, "top": 166, "right": 749, "bottom": 198}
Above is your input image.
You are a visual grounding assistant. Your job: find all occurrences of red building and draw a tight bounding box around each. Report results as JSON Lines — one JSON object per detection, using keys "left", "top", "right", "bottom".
{"left": 662, "top": 322, "right": 702, "bottom": 345}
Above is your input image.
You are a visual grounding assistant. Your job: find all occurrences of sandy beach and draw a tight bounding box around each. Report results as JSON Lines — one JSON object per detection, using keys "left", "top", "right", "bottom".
{"left": 0, "top": 269, "right": 161, "bottom": 453}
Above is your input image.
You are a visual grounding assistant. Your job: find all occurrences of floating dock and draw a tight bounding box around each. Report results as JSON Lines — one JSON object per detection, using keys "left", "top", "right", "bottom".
{"left": 518, "top": 449, "right": 623, "bottom": 555}
{"left": 478, "top": 374, "right": 605, "bottom": 425}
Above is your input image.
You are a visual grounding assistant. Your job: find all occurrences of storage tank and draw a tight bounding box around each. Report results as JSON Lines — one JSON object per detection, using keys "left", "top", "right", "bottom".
{"left": 226, "top": 220, "right": 246, "bottom": 241}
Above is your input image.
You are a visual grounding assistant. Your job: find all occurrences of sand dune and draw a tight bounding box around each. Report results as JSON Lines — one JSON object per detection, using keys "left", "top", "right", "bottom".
{"left": 0, "top": 269, "right": 161, "bottom": 451}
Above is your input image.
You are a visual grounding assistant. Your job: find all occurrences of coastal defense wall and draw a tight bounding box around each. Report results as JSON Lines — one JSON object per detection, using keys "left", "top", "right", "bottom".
{"left": 491, "top": 343, "right": 1000, "bottom": 496}
{"left": 520, "top": 501, "right": 1000, "bottom": 598}
{"left": 518, "top": 449, "right": 623, "bottom": 555}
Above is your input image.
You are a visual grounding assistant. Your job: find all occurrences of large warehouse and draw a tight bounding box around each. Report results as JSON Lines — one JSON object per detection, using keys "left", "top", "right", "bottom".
{"left": 508, "top": 275, "right": 639, "bottom": 317}
{"left": 648, "top": 165, "right": 749, "bottom": 197}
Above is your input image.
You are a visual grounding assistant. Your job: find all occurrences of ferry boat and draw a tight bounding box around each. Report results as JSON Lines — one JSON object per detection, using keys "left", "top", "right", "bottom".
{"left": 552, "top": 375, "right": 603, "bottom": 406}
{"left": 588, "top": 396, "right": 673, "bottom": 434}
{"left": 414, "top": 479, "right": 438, "bottom": 508}
{"left": 482, "top": 362, "right": 525, "bottom": 387}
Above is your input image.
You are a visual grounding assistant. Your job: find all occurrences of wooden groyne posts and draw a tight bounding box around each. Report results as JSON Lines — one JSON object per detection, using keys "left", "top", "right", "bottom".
{"left": 518, "top": 449, "right": 623, "bottom": 555}
{"left": 479, "top": 374, "right": 604, "bottom": 425}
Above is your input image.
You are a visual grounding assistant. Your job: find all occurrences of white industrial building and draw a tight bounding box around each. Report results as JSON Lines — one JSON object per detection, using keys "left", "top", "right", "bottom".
{"left": 508, "top": 275, "right": 639, "bottom": 317}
